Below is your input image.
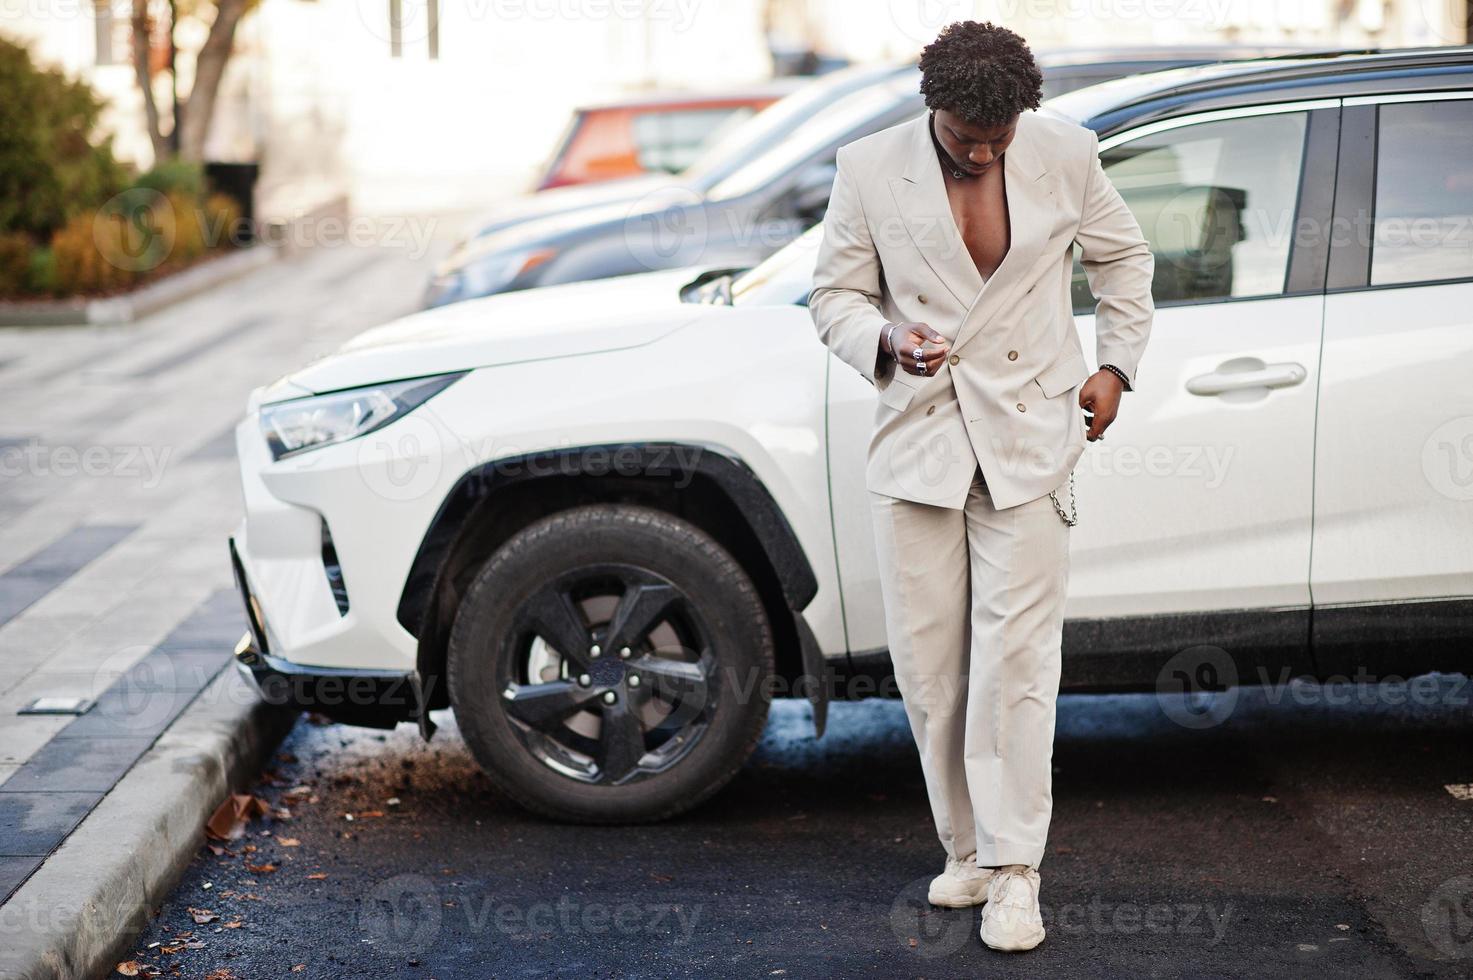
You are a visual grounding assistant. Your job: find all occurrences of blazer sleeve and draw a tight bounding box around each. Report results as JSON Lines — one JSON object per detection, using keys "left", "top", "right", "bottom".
{"left": 1073, "top": 128, "right": 1154, "bottom": 390}
{"left": 809, "top": 145, "right": 893, "bottom": 387}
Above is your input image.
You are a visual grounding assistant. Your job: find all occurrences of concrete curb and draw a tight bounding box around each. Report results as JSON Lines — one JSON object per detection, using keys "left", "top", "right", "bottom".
{"left": 0, "top": 668, "right": 299, "bottom": 980}
{"left": 0, "top": 245, "right": 280, "bottom": 328}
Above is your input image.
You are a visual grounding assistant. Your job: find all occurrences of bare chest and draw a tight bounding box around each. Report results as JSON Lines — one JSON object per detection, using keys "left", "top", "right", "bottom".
{"left": 944, "top": 168, "right": 1011, "bottom": 280}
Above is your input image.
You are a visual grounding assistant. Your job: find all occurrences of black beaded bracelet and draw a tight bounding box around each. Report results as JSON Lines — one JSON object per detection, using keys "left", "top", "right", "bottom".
{"left": 1099, "top": 363, "right": 1131, "bottom": 390}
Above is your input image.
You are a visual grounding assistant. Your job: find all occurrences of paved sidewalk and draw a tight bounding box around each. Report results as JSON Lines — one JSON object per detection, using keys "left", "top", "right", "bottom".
{"left": 0, "top": 216, "right": 462, "bottom": 977}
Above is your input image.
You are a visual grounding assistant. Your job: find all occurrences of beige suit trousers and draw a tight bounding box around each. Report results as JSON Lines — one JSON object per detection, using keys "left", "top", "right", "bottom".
{"left": 870, "top": 465, "right": 1070, "bottom": 869}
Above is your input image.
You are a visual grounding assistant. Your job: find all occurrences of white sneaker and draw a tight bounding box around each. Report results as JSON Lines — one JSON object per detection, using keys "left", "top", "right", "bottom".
{"left": 927, "top": 853, "right": 994, "bottom": 908}
{"left": 979, "top": 866, "right": 1046, "bottom": 951}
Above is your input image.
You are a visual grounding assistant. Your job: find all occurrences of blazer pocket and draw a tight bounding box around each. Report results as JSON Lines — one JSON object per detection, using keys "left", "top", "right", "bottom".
{"left": 878, "top": 376, "right": 917, "bottom": 412}
{"left": 1033, "top": 348, "right": 1090, "bottom": 399}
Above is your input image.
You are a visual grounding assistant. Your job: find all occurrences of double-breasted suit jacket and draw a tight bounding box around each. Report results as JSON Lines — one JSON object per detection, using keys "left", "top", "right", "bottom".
{"left": 810, "top": 108, "right": 1154, "bottom": 510}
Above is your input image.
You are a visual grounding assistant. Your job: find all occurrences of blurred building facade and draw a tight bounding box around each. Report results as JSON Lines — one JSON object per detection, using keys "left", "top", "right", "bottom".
{"left": 2, "top": 0, "right": 1467, "bottom": 216}
{"left": 3, "top": 0, "right": 773, "bottom": 214}
{"left": 793, "top": 0, "right": 1467, "bottom": 61}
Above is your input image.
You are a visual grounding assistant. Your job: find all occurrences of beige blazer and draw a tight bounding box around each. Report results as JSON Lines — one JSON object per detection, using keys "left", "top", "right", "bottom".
{"left": 810, "top": 108, "right": 1154, "bottom": 510}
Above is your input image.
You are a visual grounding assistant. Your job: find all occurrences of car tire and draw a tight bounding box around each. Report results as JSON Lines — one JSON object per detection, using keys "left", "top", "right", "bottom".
{"left": 447, "top": 504, "right": 774, "bottom": 823}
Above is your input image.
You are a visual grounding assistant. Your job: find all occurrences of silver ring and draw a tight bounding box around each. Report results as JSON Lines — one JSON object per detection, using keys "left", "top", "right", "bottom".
{"left": 917, "top": 363, "right": 926, "bottom": 375}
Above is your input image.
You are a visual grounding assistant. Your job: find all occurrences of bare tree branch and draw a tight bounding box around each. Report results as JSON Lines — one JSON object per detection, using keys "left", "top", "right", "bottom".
{"left": 177, "top": 0, "right": 249, "bottom": 162}
{"left": 130, "top": 0, "right": 170, "bottom": 162}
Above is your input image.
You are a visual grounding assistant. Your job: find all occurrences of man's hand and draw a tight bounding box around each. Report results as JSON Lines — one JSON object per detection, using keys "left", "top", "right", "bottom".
{"left": 881, "top": 322, "right": 951, "bottom": 378}
{"left": 1079, "top": 369, "right": 1125, "bottom": 441}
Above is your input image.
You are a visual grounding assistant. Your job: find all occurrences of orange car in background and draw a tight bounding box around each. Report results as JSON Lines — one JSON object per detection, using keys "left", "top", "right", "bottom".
{"left": 534, "top": 81, "right": 807, "bottom": 190}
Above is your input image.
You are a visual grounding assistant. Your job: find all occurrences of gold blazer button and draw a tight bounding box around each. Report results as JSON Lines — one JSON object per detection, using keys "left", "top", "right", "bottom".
{"left": 948, "top": 354, "right": 960, "bottom": 366}
{"left": 1016, "top": 403, "right": 1027, "bottom": 413}
{"left": 917, "top": 294, "right": 928, "bottom": 304}
{"left": 1007, "top": 350, "right": 1019, "bottom": 361}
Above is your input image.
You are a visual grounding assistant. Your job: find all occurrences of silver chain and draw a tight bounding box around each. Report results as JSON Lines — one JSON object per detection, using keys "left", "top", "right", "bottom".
{"left": 1047, "top": 471, "right": 1077, "bottom": 526}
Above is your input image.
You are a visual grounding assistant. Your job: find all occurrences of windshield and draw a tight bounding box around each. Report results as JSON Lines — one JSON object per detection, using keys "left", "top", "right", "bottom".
{"left": 706, "top": 73, "right": 920, "bottom": 202}
{"left": 730, "top": 223, "right": 824, "bottom": 306}
{"left": 679, "top": 63, "right": 913, "bottom": 192}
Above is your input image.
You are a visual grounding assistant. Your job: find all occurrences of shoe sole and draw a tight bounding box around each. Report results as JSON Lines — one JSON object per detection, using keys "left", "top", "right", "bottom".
{"left": 980, "top": 924, "right": 1045, "bottom": 952}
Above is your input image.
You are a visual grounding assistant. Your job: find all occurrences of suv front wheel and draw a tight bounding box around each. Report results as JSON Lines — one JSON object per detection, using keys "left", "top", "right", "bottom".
{"left": 447, "top": 504, "right": 774, "bottom": 823}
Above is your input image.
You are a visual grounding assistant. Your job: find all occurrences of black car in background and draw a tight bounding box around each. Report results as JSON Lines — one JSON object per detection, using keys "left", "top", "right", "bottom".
{"left": 425, "top": 45, "right": 1308, "bottom": 308}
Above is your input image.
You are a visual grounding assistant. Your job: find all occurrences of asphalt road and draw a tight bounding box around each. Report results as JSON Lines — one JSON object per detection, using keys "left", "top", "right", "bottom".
{"left": 119, "top": 675, "right": 1473, "bottom": 979}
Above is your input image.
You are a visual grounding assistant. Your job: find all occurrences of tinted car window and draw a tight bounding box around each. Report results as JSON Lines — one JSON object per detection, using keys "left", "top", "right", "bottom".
{"left": 1370, "top": 98, "right": 1473, "bottom": 287}
{"left": 706, "top": 75, "right": 918, "bottom": 203}
{"left": 1043, "top": 72, "right": 1121, "bottom": 101}
{"left": 679, "top": 65, "right": 914, "bottom": 192}
{"left": 1072, "top": 111, "right": 1308, "bottom": 311}
{"left": 632, "top": 107, "right": 755, "bottom": 174}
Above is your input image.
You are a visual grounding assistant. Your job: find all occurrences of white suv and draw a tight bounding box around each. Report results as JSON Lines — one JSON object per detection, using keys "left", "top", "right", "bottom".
{"left": 232, "top": 50, "right": 1473, "bottom": 822}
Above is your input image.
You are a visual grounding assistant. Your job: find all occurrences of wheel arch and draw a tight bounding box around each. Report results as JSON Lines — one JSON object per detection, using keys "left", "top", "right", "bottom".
{"left": 399, "top": 443, "right": 821, "bottom": 718}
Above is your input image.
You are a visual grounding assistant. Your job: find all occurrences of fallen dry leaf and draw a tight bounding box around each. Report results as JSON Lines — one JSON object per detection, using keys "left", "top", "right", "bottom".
{"left": 187, "top": 908, "right": 218, "bottom": 925}
{"left": 244, "top": 862, "right": 277, "bottom": 874}
{"left": 306, "top": 872, "right": 327, "bottom": 880}
{"left": 223, "top": 920, "right": 244, "bottom": 929}
{"left": 205, "top": 795, "right": 269, "bottom": 842}
{"left": 358, "top": 810, "right": 384, "bottom": 818}
{"left": 277, "top": 837, "right": 301, "bottom": 847}
{"left": 116, "top": 962, "right": 140, "bottom": 977}
{"left": 291, "top": 965, "right": 307, "bottom": 973}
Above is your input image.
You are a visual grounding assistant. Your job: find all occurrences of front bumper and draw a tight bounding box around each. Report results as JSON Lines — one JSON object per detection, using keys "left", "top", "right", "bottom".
{"left": 230, "top": 548, "right": 436, "bottom": 736}
{"left": 228, "top": 401, "right": 464, "bottom": 738}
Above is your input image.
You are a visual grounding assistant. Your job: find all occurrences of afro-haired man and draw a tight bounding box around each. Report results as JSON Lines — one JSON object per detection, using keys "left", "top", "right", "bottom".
{"left": 810, "top": 21, "right": 1153, "bottom": 953}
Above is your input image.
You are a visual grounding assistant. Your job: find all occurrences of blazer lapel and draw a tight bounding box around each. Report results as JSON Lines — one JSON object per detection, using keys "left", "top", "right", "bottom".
{"left": 888, "top": 114, "right": 984, "bottom": 308}
{"left": 887, "top": 110, "right": 1057, "bottom": 354}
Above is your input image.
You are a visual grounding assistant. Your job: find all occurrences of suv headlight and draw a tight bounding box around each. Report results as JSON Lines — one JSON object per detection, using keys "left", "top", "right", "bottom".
{"left": 259, "top": 372, "right": 467, "bottom": 461}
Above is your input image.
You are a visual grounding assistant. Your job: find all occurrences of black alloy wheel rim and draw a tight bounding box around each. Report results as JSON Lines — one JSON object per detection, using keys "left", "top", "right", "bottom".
{"left": 494, "top": 563, "right": 718, "bottom": 786}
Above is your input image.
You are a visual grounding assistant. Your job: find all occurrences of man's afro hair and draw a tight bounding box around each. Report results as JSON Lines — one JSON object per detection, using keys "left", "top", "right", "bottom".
{"left": 918, "top": 21, "right": 1043, "bottom": 127}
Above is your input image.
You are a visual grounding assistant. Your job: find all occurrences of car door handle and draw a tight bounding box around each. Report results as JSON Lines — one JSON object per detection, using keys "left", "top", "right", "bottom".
{"left": 1186, "top": 359, "right": 1307, "bottom": 397}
